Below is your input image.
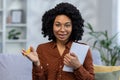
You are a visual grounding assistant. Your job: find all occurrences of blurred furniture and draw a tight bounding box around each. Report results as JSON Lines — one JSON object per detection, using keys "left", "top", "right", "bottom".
{"left": 0, "top": 0, "right": 28, "bottom": 54}
{"left": 0, "top": 50, "right": 119, "bottom": 80}
{"left": 94, "top": 65, "right": 120, "bottom": 80}
{"left": 0, "top": 53, "right": 32, "bottom": 80}
{"left": 92, "top": 49, "right": 120, "bottom": 80}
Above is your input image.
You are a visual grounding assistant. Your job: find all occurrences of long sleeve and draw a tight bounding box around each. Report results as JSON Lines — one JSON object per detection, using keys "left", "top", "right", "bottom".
{"left": 73, "top": 49, "right": 95, "bottom": 80}
{"left": 32, "top": 45, "right": 47, "bottom": 80}
{"left": 32, "top": 64, "right": 46, "bottom": 80}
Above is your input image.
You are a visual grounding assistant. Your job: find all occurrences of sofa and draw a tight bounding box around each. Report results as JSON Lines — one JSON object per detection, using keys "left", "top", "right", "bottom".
{"left": 92, "top": 50, "right": 120, "bottom": 80}
{"left": 0, "top": 52, "right": 120, "bottom": 80}
{"left": 94, "top": 65, "right": 120, "bottom": 80}
{"left": 0, "top": 53, "right": 32, "bottom": 80}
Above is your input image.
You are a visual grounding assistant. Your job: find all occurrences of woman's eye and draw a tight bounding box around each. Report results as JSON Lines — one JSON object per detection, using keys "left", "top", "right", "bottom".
{"left": 55, "top": 24, "right": 61, "bottom": 27}
{"left": 65, "top": 24, "right": 71, "bottom": 27}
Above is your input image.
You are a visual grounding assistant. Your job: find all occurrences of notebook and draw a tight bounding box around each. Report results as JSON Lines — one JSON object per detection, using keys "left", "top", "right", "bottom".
{"left": 63, "top": 42, "right": 89, "bottom": 72}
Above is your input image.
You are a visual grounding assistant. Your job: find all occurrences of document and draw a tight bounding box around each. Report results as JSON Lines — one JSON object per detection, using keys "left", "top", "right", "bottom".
{"left": 63, "top": 42, "right": 89, "bottom": 72}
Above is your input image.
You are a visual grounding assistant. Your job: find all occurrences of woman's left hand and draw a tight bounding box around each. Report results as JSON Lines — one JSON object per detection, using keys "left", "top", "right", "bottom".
{"left": 63, "top": 52, "right": 81, "bottom": 69}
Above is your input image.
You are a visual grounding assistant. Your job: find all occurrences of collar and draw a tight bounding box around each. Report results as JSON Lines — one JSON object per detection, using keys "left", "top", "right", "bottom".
{"left": 50, "top": 41, "right": 73, "bottom": 49}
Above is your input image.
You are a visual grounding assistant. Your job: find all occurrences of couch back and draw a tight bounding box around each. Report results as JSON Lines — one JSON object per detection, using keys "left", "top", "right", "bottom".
{"left": 0, "top": 53, "right": 32, "bottom": 80}
{"left": 0, "top": 50, "right": 102, "bottom": 80}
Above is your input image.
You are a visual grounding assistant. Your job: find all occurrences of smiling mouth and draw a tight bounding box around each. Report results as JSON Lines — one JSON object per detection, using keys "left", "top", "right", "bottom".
{"left": 58, "top": 34, "right": 66, "bottom": 39}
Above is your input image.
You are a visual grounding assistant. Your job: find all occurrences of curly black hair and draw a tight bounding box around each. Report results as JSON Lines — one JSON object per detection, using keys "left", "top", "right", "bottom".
{"left": 41, "top": 2, "right": 84, "bottom": 41}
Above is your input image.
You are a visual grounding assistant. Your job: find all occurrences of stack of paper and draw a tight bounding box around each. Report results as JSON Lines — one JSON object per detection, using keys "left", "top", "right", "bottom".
{"left": 63, "top": 42, "right": 89, "bottom": 72}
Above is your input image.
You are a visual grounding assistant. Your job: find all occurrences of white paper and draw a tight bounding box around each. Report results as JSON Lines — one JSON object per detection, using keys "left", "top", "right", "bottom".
{"left": 63, "top": 42, "right": 89, "bottom": 72}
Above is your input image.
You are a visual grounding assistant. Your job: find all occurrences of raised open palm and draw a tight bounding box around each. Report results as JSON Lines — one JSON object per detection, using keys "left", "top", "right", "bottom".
{"left": 21, "top": 46, "right": 39, "bottom": 64}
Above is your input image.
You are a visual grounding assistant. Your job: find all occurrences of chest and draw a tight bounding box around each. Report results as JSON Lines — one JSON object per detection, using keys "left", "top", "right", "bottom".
{"left": 41, "top": 47, "right": 75, "bottom": 80}
{"left": 43, "top": 47, "right": 69, "bottom": 69}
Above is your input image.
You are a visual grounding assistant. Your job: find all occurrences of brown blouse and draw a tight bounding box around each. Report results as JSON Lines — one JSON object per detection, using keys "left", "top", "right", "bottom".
{"left": 32, "top": 41, "right": 94, "bottom": 80}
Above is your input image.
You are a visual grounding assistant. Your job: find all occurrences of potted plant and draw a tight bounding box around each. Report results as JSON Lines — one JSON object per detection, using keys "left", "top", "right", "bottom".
{"left": 85, "top": 23, "right": 120, "bottom": 66}
{"left": 8, "top": 29, "right": 21, "bottom": 40}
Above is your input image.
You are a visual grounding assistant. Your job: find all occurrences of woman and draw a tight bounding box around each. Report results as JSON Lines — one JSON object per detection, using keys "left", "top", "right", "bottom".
{"left": 22, "top": 2, "right": 94, "bottom": 80}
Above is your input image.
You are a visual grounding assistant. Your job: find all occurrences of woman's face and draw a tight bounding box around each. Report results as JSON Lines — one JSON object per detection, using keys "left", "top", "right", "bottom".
{"left": 53, "top": 15, "right": 72, "bottom": 43}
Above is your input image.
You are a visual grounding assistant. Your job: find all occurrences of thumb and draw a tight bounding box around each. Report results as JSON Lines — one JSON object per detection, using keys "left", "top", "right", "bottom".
{"left": 70, "top": 52, "right": 77, "bottom": 57}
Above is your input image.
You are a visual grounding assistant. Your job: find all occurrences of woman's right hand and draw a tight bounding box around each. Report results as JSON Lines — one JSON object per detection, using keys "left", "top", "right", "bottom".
{"left": 21, "top": 46, "right": 40, "bottom": 66}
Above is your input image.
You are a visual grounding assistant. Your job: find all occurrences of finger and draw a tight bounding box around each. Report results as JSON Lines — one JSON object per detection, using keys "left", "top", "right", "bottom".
{"left": 66, "top": 53, "right": 75, "bottom": 60}
{"left": 64, "top": 56, "right": 70, "bottom": 62}
{"left": 21, "top": 49, "right": 27, "bottom": 56}
{"left": 63, "top": 58, "right": 70, "bottom": 65}
{"left": 65, "top": 53, "right": 72, "bottom": 59}
{"left": 63, "top": 60, "right": 69, "bottom": 65}
{"left": 70, "top": 52, "right": 77, "bottom": 57}
{"left": 22, "top": 49, "right": 26, "bottom": 53}
{"left": 22, "top": 48, "right": 31, "bottom": 56}
{"left": 22, "top": 48, "right": 26, "bottom": 52}
{"left": 64, "top": 55, "right": 73, "bottom": 65}
{"left": 64, "top": 55, "right": 71, "bottom": 61}
{"left": 30, "top": 46, "right": 35, "bottom": 52}
{"left": 21, "top": 51, "right": 24, "bottom": 55}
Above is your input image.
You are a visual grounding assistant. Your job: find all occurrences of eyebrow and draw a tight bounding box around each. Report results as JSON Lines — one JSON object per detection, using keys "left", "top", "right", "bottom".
{"left": 54, "top": 21, "right": 71, "bottom": 24}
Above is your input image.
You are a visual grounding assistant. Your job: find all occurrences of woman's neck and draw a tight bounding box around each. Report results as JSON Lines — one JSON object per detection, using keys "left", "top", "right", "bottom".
{"left": 56, "top": 40, "right": 66, "bottom": 56}
{"left": 56, "top": 39, "right": 69, "bottom": 45}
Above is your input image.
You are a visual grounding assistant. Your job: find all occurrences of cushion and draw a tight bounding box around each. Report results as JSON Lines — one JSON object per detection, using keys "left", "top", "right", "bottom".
{"left": 0, "top": 53, "right": 32, "bottom": 80}
{"left": 94, "top": 65, "right": 120, "bottom": 72}
{"left": 94, "top": 65, "right": 120, "bottom": 80}
{"left": 95, "top": 70, "right": 120, "bottom": 80}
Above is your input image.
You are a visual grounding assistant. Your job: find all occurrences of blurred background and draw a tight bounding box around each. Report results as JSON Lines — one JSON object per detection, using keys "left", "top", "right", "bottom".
{"left": 0, "top": 0, "right": 119, "bottom": 54}
{"left": 27, "top": 0, "right": 120, "bottom": 48}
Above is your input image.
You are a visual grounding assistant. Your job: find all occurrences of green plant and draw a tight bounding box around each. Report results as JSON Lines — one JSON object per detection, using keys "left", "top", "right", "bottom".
{"left": 8, "top": 29, "right": 21, "bottom": 39}
{"left": 85, "top": 23, "right": 120, "bottom": 66}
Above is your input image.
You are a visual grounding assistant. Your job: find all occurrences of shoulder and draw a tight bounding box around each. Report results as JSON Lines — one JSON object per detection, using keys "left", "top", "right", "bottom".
{"left": 36, "top": 41, "right": 53, "bottom": 54}
{"left": 37, "top": 41, "right": 53, "bottom": 48}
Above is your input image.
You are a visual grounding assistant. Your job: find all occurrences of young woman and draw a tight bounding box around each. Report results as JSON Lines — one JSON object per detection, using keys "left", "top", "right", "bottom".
{"left": 22, "top": 2, "right": 94, "bottom": 80}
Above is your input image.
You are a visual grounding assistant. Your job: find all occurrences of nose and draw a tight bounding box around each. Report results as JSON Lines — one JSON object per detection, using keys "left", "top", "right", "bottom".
{"left": 59, "top": 26, "right": 65, "bottom": 31}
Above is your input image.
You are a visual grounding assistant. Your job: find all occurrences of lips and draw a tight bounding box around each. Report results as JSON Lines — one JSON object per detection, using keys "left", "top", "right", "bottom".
{"left": 58, "top": 34, "right": 66, "bottom": 39}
